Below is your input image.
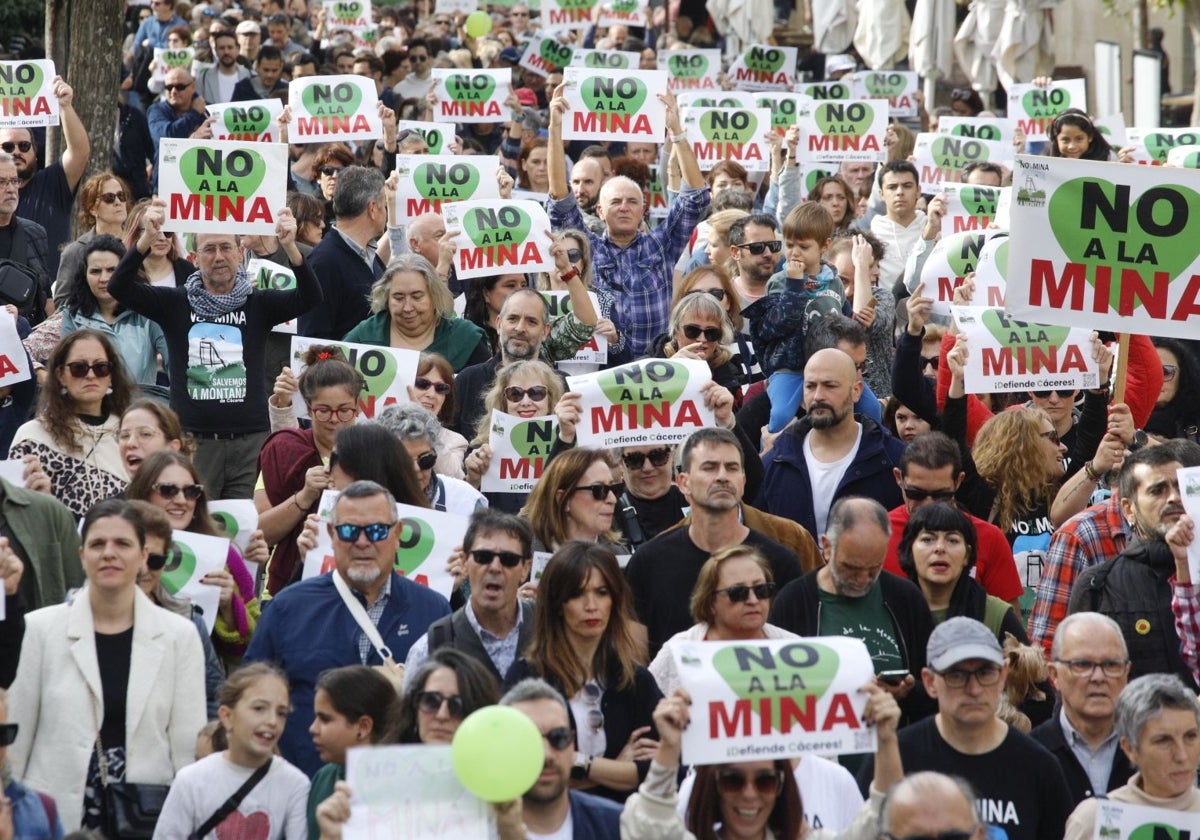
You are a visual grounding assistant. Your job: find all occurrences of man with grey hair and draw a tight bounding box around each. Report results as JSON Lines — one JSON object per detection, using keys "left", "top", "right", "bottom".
{"left": 770, "top": 496, "right": 934, "bottom": 719}
{"left": 879, "top": 772, "right": 985, "bottom": 839}
{"left": 376, "top": 403, "right": 486, "bottom": 515}
{"left": 245, "top": 479, "right": 451, "bottom": 775}
{"left": 0, "top": 152, "right": 50, "bottom": 322}
{"left": 300, "top": 166, "right": 388, "bottom": 339}
{"left": 498, "top": 678, "right": 623, "bottom": 837}
{"left": 1030, "top": 612, "right": 1133, "bottom": 807}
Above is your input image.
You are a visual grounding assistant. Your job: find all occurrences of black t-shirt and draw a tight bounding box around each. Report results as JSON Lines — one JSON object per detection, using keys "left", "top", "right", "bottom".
{"left": 624, "top": 486, "right": 688, "bottom": 544}
{"left": 17, "top": 163, "right": 73, "bottom": 279}
{"left": 96, "top": 627, "right": 134, "bottom": 750}
{"left": 626, "top": 526, "right": 802, "bottom": 659}
{"left": 856, "top": 717, "right": 1072, "bottom": 840}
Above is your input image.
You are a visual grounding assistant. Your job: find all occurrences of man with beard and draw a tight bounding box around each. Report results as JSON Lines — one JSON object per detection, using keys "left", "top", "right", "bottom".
{"left": 756, "top": 348, "right": 905, "bottom": 538}
{"left": 196, "top": 30, "right": 251, "bottom": 103}
{"left": 569, "top": 157, "right": 606, "bottom": 235}
{"left": 1069, "top": 445, "right": 1200, "bottom": 690}
{"left": 728, "top": 214, "right": 782, "bottom": 308}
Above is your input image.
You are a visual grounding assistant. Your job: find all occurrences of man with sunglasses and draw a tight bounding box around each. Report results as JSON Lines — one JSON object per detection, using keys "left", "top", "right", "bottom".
{"left": 147, "top": 67, "right": 208, "bottom": 186}
{"left": 246, "top": 481, "right": 451, "bottom": 776}
{"left": 878, "top": 771, "right": 986, "bottom": 840}
{"left": 856, "top": 618, "right": 1072, "bottom": 840}
{"left": 405, "top": 511, "right": 534, "bottom": 686}
{"left": 728, "top": 214, "right": 782, "bottom": 307}
{"left": 394, "top": 38, "right": 436, "bottom": 102}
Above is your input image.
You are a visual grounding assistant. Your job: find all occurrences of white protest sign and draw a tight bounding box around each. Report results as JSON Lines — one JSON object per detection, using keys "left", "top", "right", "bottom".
{"left": 677, "top": 91, "right": 758, "bottom": 111}
{"left": 940, "top": 184, "right": 1003, "bottom": 238}
{"left": 288, "top": 75, "right": 383, "bottom": 143}
{"left": 798, "top": 164, "right": 837, "bottom": 195}
{"left": 568, "top": 49, "right": 641, "bottom": 70}
{"left": 1089, "top": 799, "right": 1200, "bottom": 839}
{"left": 436, "top": 0, "right": 477, "bottom": 12}
{"left": 443, "top": 200, "right": 555, "bottom": 280}
{"left": 754, "top": 92, "right": 805, "bottom": 134}
{"left": 0, "top": 60, "right": 60, "bottom": 127}
{"left": 482, "top": 410, "right": 559, "bottom": 494}
{"left": 952, "top": 306, "right": 1099, "bottom": 394}
{"left": 531, "top": 550, "right": 553, "bottom": 585}
{"left": 1006, "top": 78, "right": 1088, "bottom": 141}
{"left": 395, "top": 154, "right": 501, "bottom": 224}
{"left": 396, "top": 120, "right": 452, "bottom": 155}
{"left": 912, "top": 131, "right": 1008, "bottom": 192}
{"left": 936, "top": 116, "right": 1015, "bottom": 149}
{"left": 661, "top": 50, "right": 720, "bottom": 92}
{"left": 540, "top": 0, "right": 599, "bottom": 30}
{"left": 683, "top": 107, "right": 771, "bottom": 172}
{"left": 725, "top": 44, "right": 798, "bottom": 91}
{"left": 343, "top": 744, "right": 488, "bottom": 839}
{"left": 246, "top": 258, "right": 298, "bottom": 334}
{"left": 288, "top": 336, "right": 420, "bottom": 420}
{"left": 847, "top": 70, "right": 918, "bottom": 117}
{"left": 919, "top": 230, "right": 1003, "bottom": 316}
{"left": 0, "top": 461, "right": 25, "bottom": 489}
{"left": 0, "top": 315, "right": 31, "bottom": 388}
{"left": 1178, "top": 466, "right": 1200, "bottom": 584}
{"left": 541, "top": 290, "right": 607, "bottom": 364}
{"left": 157, "top": 138, "right": 287, "bottom": 235}
{"left": 971, "top": 235, "right": 1009, "bottom": 309}
{"left": 566, "top": 358, "right": 715, "bottom": 448}
{"left": 323, "top": 0, "right": 373, "bottom": 32}
{"left": 163, "top": 530, "right": 227, "bottom": 634}
{"left": 1167, "top": 144, "right": 1200, "bottom": 168}
{"left": 672, "top": 637, "right": 877, "bottom": 765}
{"left": 1007, "top": 154, "right": 1200, "bottom": 339}
{"left": 431, "top": 69, "right": 512, "bottom": 124}
{"left": 152, "top": 47, "right": 195, "bottom": 84}
{"left": 1125, "top": 126, "right": 1200, "bottom": 165}
{"left": 597, "top": 0, "right": 649, "bottom": 28}
{"left": 519, "top": 37, "right": 574, "bottom": 77}
{"left": 646, "top": 165, "right": 668, "bottom": 220}
{"left": 208, "top": 499, "right": 260, "bottom": 555}
{"left": 562, "top": 68, "right": 668, "bottom": 143}
{"left": 207, "top": 98, "right": 285, "bottom": 142}
{"left": 794, "top": 80, "right": 854, "bottom": 101}
{"left": 794, "top": 100, "right": 888, "bottom": 163}
{"left": 1093, "top": 114, "right": 1128, "bottom": 149}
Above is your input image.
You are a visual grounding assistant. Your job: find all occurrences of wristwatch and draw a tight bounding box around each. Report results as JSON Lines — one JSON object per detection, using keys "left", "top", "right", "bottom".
{"left": 1128, "top": 430, "right": 1149, "bottom": 452}
{"left": 571, "top": 752, "right": 592, "bottom": 780}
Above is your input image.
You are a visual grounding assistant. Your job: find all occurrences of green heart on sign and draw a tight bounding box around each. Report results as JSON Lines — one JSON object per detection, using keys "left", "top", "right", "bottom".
{"left": 510, "top": 419, "right": 557, "bottom": 458}
{"left": 597, "top": 359, "right": 689, "bottom": 405}
{"left": 447, "top": 73, "right": 497, "bottom": 103}
{"left": 958, "top": 186, "right": 999, "bottom": 217}
{"left": 179, "top": 147, "right": 266, "bottom": 202}
{"left": 300, "top": 81, "right": 363, "bottom": 117}
{"left": 584, "top": 52, "right": 630, "bottom": 69}
{"left": 395, "top": 517, "right": 436, "bottom": 574}
{"left": 1129, "top": 825, "right": 1186, "bottom": 840}
{"left": 1144, "top": 131, "right": 1200, "bottom": 163}
{"left": 1021, "top": 87, "right": 1071, "bottom": 119}
{"left": 223, "top": 105, "right": 272, "bottom": 135}
{"left": 423, "top": 128, "right": 446, "bottom": 154}
{"left": 538, "top": 40, "right": 572, "bottom": 67}
{"left": 611, "top": 0, "right": 639, "bottom": 11}
{"left": 333, "top": 0, "right": 364, "bottom": 18}
{"left": 1047, "top": 177, "right": 1200, "bottom": 309}
{"left": 949, "top": 123, "right": 1002, "bottom": 142}
{"left": 815, "top": 102, "right": 873, "bottom": 139}
{"left": 160, "top": 541, "right": 197, "bottom": 595}
{"left": 760, "top": 97, "right": 796, "bottom": 130}
{"left": 332, "top": 343, "right": 398, "bottom": 398}
{"left": 668, "top": 54, "right": 708, "bottom": 79}
{"left": 559, "top": 0, "right": 599, "bottom": 9}
{"left": 1180, "top": 151, "right": 1200, "bottom": 168}
{"left": 981, "top": 309, "right": 1070, "bottom": 354}
{"left": 804, "top": 168, "right": 833, "bottom": 192}
{"left": 163, "top": 49, "right": 192, "bottom": 68}
{"left": 944, "top": 232, "right": 987, "bottom": 277}
{"left": 254, "top": 264, "right": 296, "bottom": 290}
{"left": 464, "top": 205, "right": 533, "bottom": 249}
{"left": 581, "top": 76, "right": 647, "bottom": 114}
{"left": 0, "top": 63, "right": 45, "bottom": 108}
{"left": 414, "top": 161, "right": 481, "bottom": 201}
{"left": 713, "top": 642, "right": 840, "bottom": 732}
{"left": 993, "top": 239, "right": 1009, "bottom": 279}
{"left": 212, "top": 511, "right": 240, "bottom": 540}
{"left": 863, "top": 73, "right": 907, "bottom": 97}
{"left": 743, "top": 47, "right": 785, "bottom": 73}
{"left": 698, "top": 110, "right": 757, "bottom": 143}
{"left": 930, "top": 135, "right": 989, "bottom": 170}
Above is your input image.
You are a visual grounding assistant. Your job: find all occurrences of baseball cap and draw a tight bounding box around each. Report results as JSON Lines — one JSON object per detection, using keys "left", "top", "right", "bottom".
{"left": 515, "top": 87, "right": 538, "bottom": 107}
{"left": 499, "top": 46, "right": 523, "bottom": 63}
{"left": 926, "top": 617, "right": 1003, "bottom": 672}
{"left": 825, "top": 53, "right": 856, "bottom": 76}
{"left": 236, "top": 20, "right": 262, "bottom": 35}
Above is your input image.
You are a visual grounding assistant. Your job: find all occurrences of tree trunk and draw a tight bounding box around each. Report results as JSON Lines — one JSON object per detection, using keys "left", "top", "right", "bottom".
{"left": 1189, "top": 0, "right": 1200, "bottom": 125}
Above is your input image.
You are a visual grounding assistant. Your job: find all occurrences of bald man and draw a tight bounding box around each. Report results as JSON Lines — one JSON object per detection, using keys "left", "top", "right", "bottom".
{"left": 406, "top": 213, "right": 464, "bottom": 296}
{"left": 569, "top": 157, "right": 606, "bottom": 234}
{"left": 880, "top": 772, "right": 985, "bottom": 839}
{"left": 756, "top": 349, "right": 906, "bottom": 537}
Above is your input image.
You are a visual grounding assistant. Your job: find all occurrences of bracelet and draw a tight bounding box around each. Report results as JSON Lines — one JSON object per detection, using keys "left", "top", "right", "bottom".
{"left": 670, "top": 131, "right": 687, "bottom": 143}
{"left": 292, "top": 494, "right": 307, "bottom": 512}
{"left": 560, "top": 267, "right": 580, "bottom": 282}
{"left": 1083, "top": 461, "right": 1101, "bottom": 482}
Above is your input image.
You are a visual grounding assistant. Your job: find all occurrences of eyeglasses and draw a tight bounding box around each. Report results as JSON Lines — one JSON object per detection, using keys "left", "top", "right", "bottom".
{"left": 572, "top": 481, "right": 625, "bottom": 501}
{"left": 163, "top": 82, "right": 193, "bottom": 92}
{"left": 1040, "top": 429, "right": 1061, "bottom": 445}
{"left": 417, "top": 691, "right": 465, "bottom": 719}
{"left": 0, "top": 141, "right": 32, "bottom": 154}
{"left": 309, "top": 405, "right": 357, "bottom": 422}
{"left": 566, "top": 248, "right": 583, "bottom": 263}
{"left": 469, "top": 549, "right": 525, "bottom": 567}
{"left": 582, "top": 680, "right": 604, "bottom": 732}
{"left": 699, "top": 288, "right": 726, "bottom": 301}
{"left": 621, "top": 447, "right": 672, "bottom": 470}
{"left": 854, "top": 359, "right": 871, "bottom": 374}
{"left": 0, "top": 178, "right": 18, "bottom": 189}
{"left": 319, "top": 165, "right": 343, "bottom": 177}
{"left": 682, "top": 324, "right": 722, "bottom": 342}
{"left": 715, "top": 768, "right": 784, "bottom": 796}
{"left": 146, "top": 551, "right": 169, "bottom": 571}
{"left": 152, "top": 482, "right": 204, "bottom": 501}
{"left": 98, "top": 192, "right": 127, "bottom": 205}
{"left": 0, "top": 723, "right": 18, "bottom": 747}
{"left": 504, "top": 385, "right": 549, "bottom": 403}
{"left": 332, "top": 521, "right": 396, "bottom": 542}
{"left": 921, "top": 355, "right": 939, "bottom": 370}
{"left": 715, "top": 582, "right": 777, "bottom": 602}
{"left": 1164, "top": 364, "right": 1178, "bottom": 382}
{"left": 1030, "top": 388, "right": 1075, "bottom": 399}
{"left": 950, "top": 88, "right": 975, "bottom": 101}
{"left": 542, "top": 726, "right": 574, "bottom": 750}
{"left": 413, "top": 377, "right": 452, "bottom": 394}
{"left": 934, "top": 664, "right": 1002, "bottom": 688}
{"left": 64, "top": 361, "right": 112, "bottom": 378}
{"left": 434, "top": 18, "right": 452, "bottom": 25}
{"left": 883, "top": 832, "right": 978, "bottom": 840}
{"left": 1055, "top": 658, "right": 1130, "bottom": 678}
{"left": 410, "top": 53, "right": 429, "bottom": 62}
{"left": 416, "top": 451, "right": 438, "bottom": 471}
{"left": 735, "top": 240, "right": 783, "bottom": 255}
{"left": 900, "top": 486, "right": 957, "bottom": 502}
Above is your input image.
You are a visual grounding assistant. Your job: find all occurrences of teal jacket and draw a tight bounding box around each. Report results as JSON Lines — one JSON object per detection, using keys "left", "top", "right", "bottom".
{"left": 342, "top": 313, "right": 491, "bottom": 372}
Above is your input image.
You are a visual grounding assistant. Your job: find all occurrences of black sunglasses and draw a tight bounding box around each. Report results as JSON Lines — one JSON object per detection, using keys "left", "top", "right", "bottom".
{"left": 715, "top": 768, "right": 784, "bottom": 796}
{"left": 469, "top": 549, "right": 525, "bottom": 567}
{"left": 413, "top": 376, "right": 452, "bottom": 394}
{"left": 333, "top": 522, "right": 395, "bottom": 542}
{"left": 542, "top": 726, "right": 574, "bottom": 750}
{"left": 701, "top": 288, "right": 726, "bottom": 301}
{"left": 0, "top": 141, "right": 32, "bottom": 154}
{"left": 504, "top": 385, "right": 549, "bottom": 403}
{"left": 0, "top": 723, "right": 17, "bottom": 747}
{"left": 736, "top": 240, "right": 783, "bottom": 255}
{"left": 163, "top": 82, "right": 193, "bottom": 92}
{"left": 572, "top": 481, "right": 625, "bottom": 501}
{"left": 98, "top": 192, "right": 127, "bottom": 205}
{"left": 715, "top": 582, "right": 777, "bottom": 602}
{"left": 416, "top": 451, "right": 438, "bottom": 471}
{"left": 319, "top": 165, "right": 343, "bottom": 177}
{"left": 1030, "top": 388, "right": 1075, "bottom": 399}
{"left": 64, "top": 361, "right": 112, "bottom": 379}
{"left": 566, "top": 248, "right": 583, "bottom": 263}
{"left": 900, "top": 486, "right": 956, "bottom": 502}
{"left": 1040, "top": 429, "right": 1061, "bottom": 445}
{"left": 621, "top": 448, "right": 672, "bottom": 470}
{"left": 682, "top": 324, "right": 722, "bottom": 342}
{"left": 146, "top": 551, "right": 169, "bottom": 571}
{"left": 152, "top": 482, "right": 204, "bottom": 501}
{"left": 921, "top": 355, "right": 939, "bottom": 370}
{"left": 417, "top": 691, "right": 465, "bottom": 719}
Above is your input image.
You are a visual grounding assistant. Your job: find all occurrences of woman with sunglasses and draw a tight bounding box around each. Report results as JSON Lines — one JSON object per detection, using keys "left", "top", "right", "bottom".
{"left": 537, "top": 229, "right": 623, "bottom": 370}
{"left": 377, "top": 403, "right": 485, "bottom": 518}
{"left": 409, "top": 352, "right": 468, "bottom": 479}
{"left": 673, "top": 266, "right": 762, "bottom": 394}
{"left": 508, "top": 541, "right": 661, "bottom": 802}
{"left": 397, "top": 648, "right": 501, "bottom": 744}
{"left": 519, "top": 446, "right": 628, "bottom": 558}
{"left": 1146, "top": 337, "right": 1200, "bottom": 444}
{"left": 9, "top": 330, "right": 134, "bottom": 518}
{"left": 56, "top": 172, "right": 133, "bottom": 294}
{"left": 651, "top": 291, "right": 743, "bottom": 409}
{"left": 127, "top": 450, "right": 264, "bottom": 667}
{"left": 313, "top": 144, "right": 356, "bottom": 232}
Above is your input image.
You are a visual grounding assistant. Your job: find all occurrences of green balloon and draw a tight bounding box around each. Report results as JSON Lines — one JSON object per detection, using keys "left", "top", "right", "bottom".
{"left": 452, "top": 706, "right": 544, "bottom": 802}
{"left": 465, "top": 11, "right": 493, "bottom": 37}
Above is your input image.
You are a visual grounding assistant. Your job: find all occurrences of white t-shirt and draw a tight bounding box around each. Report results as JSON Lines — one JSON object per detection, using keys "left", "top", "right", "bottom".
{"left": 152, "top": 753, "right": 310, "bottom": 840}
{"left": 528, "top": 810, "right": 574, "bottom": 840}
{"left": 869, "top": 212, "right": 926, "bottom": 288}
{"left": 804, "top": 424, "right": 863, "bottom": 537}
{"left": 217, "top": 68, "right": 239, "bottom": 103}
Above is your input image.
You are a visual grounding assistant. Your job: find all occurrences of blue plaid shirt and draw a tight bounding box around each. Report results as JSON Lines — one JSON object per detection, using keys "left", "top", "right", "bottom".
{"left": 549, "top": 185, "right": 710, "bottom": 358}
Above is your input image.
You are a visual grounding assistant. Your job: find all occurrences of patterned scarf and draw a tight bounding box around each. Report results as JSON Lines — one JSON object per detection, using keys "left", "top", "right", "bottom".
{"left": 184, "top": 269, "right": 253, "bottom": 318}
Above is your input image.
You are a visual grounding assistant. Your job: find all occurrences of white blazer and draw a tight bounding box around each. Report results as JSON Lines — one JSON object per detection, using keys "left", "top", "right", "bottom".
{"left": 8, "top": 587, "right": 207, "bottom": 830}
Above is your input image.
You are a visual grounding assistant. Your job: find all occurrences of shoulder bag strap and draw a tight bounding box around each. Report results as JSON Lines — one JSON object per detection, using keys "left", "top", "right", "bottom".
{"left": 191, "top": 759, "right": 272, "bottom": 839}
{"left": 331, "top": 571, "right": 399, "bottom": 668}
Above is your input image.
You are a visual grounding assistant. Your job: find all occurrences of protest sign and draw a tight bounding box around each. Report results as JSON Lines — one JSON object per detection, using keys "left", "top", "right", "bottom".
{"left": 323, "top": 0, "right": 373, "bottom": 32}
{"left": 646, "top": 165, "right": 668, "bottom": 219}
{"left": 661, "top": 50, "right": 721, "bottom": 91}
{"left": 940, "top": 184, "right": 1003, "bottom": 237}
{"left": 912, "top": 131, "right": 1008, "bottom": 192}
{"left": 1167, "top": 144, "right": 1200, "bottom": 168}
{"left": 794, "top": 100, "right": 888, "bottom": 163}
{"left": 1093, "top": 114, "right": 1128, "bottom": 149}
{"left": 209, "top": 498, "right": 259, "bottom": 556}
{"left": 936, "top": 116, "right": 1015, "bottom": 149}
{"left": 0, "top": 60, "right": 60, "bottom": 127}
{"left": 1006, "top": 79, "right": 1087, "bottom": 141}
{"left": 436, "top": 0, "right": 477, "bottom": 11}
{"left": 443, "top": 200, "right": 555, "bottom": 279}
{"left": 597, "top": 0, "right": 649, "bottom": 27}
{"left": 919, "top": 230, "right": 1002, "bottom": 316}
{"left": 1178, "top": 466, "right": 1200, "bottom": 584}
{"left": 683, "top": 107, "right": 772, "bottom": 172}
{"left": 0, "top": 315, "right": 31, "bottom": 389}
{"left": 562, "top": 68, "right": 668, "bottom": 143}
{"left": 540, "top": 0, "right": 600, "bottom": 30}
{"left": 794, "top": 80, "right": 853, "bottom": 101}
{"left": 395, "top": 120, "right": 450, "bottom": 154}
{"left": 541, "top": 290, "right": 608, "bottom": 365}
{"left": 343, "top": 745, "right": 488, "bottom": 839}
{"left": 482, "top": 410, "right": 559, "bottom": 493}
{"left": 971, "top": 235, "right": 1009, "bottom": 309}
{"left": 566, "top": 358, "right": 714, "bottom": 447}
{"left": 726, "top": 44, "right": 798, "bottom": 91}
{"left": 289, "top": 336, "right": 420, "bottom": 419}
{"left": 0, "top": 461, "right": 26, "bottom": 489}
{"left": 799, "top": 165, "right": 837, "bottom": 194}
{"left": 431, "top": 69, "right": 512, "bottom": 123}
{"left": 1007, "top": 154, "right": 1200, "bottom": 339}
{"left": 568, "top": 49, "right": 641, "bottom": 70}
{"left": 847, "top": 70, "right": 918, "bottom": 117}
{"left": 1125, "top": 126, "right": 1200, "bottom": 165}
{"left": 158, "top": 138, "right": 287, "bottom": 235}
{"left": 754, "top": 92, "right": 804, "bottom": 133}
{"left": 163, "top": 530, "right": 227, "bottom": 634}
{"left": 952, "top": 306, "right": 1099, "bottom": 394}
{"left": 677, "top": 91, "right": 759, "bottom": 111}
{"left": 672, "top": 637, "right": 877, "bottom": 765}
{"left": 151, "top": 47, "right": 195, "bottom": 85}
{"left": 207, "top": 99, "right": 284, "bottom": 143}
{"left": 288, "top": 75, "right": 383, "bottom": 142}
{"left": 247, "top": 258, "right": 298, "bottom": 334}
{"left": 1089, "top": 799, "right": 1200, "bottom": 839}
{"left": 519, "top": 37, "right": 574, "bottom": 77}
{"left": 394, "top": 154, "right": 501, "bottom": 224}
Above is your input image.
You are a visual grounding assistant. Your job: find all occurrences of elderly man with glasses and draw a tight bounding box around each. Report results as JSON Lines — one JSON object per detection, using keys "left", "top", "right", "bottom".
{"left": 147, "top": 67, "right": 208, "bottom": 190}
{"left": 0, "top": 153, "right": 51, "bottom": 322}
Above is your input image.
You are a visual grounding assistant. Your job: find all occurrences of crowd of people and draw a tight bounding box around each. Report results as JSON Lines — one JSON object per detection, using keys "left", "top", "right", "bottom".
{"left": 0, "top": 0, "right": 1196, "bottom": 837}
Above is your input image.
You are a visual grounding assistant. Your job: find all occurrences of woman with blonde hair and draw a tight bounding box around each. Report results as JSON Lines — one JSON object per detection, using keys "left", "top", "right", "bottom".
{"left": 672, "top": 265, "right": 763, "bottom": 393}
{"left": 650, "top": 291, "right": 743, "bottom": 408}
{"left": 701, "top": 209, "right": 750, "bottom": 276}
{"left": 519, "top": 447, "right": 627, "bottom": 555}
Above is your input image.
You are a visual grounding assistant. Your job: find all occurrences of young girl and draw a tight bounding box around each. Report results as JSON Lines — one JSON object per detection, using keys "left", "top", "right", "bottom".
{"left": 154, "top": 664, "right": 309, "bottom": 839}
